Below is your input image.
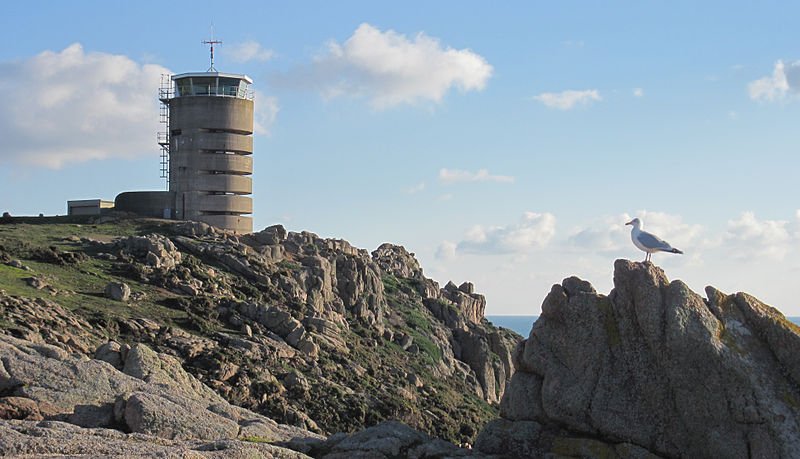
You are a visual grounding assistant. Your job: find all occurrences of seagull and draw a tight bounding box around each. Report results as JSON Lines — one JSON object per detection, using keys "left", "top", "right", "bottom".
{"left": 625, "top": 218, "right": 683, "bottom": 262}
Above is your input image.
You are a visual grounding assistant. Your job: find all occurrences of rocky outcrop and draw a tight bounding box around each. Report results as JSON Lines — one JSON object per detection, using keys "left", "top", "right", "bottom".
{"left": 307, "top": 420, "right": 485, "bottom": 458}
{"left": 0, "top": 219, "right": 522, "bottom": 445}
{"left": 110, "top": 234, "right": 182, "bottom": 270}
{"left": 371, "top": 243, "right": 518, "bottom": 405}
{"left": 0, "top": 420, "right": 311, "bottom": 458}
{"left": 0, "top": 333, "right": 322, "bottom": 448}
{"left": 441, "top": 281, "right": 486, "bottom": 325}
{"left": 372, "top": 243, "right": 424, "bottom": 279}
{"left": 477, "top": 259, "right": 800, "bottom": 458}
{"left": 0, "top": 296, "right": 99, "bottom": 356}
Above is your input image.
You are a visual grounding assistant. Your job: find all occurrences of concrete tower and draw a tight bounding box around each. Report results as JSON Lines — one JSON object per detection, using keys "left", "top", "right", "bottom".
{"left": 163, "top": 73, "right": 255, "bottom": 233}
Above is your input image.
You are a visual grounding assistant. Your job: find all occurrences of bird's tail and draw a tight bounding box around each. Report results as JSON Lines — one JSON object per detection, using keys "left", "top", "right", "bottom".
{"left": 671, "top": 248, "right": 684, "bottom": 254}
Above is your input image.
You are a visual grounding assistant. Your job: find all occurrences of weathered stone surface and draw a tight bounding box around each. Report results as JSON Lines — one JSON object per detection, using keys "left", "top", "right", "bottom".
{"left": 93, "top": 341, "right": 123, "bottom": 369}
{"left": 23, "top": 277, "right": 46, "bottom": 290}
{"left": 8, "top": 259, "right": 32, "bottom": 271}
{"left": 0, "top": 334, "right": 322, "bottom": 446}
{"left": 118, "top": 391, "right": 239, "bottom": 440}
{"left": 441, "top": 281, "right": 485, "bottom": 325}
{"left": 173, "top": 221, "right": 216, "bottom": 238}
{"left": 0, "top": 296, "right": 98, "bottom": 356}
{"left": 247, "top": 224, "right": 288, "bottom": 246}
{"left": 0, "top": 420, "right": 312, "bottom": 458}
{"left": 104, "top": 282, "right": 130, "bottom": 302}
{"left": 371, "top": 243, "right": 423, "bottom": 279}
{"left": 111, "top": 234, "right": 182, "bottom": 270}
{"left": 320, "top": 421, "right": 437, "bottom": 458}
{"left": 478, "top": 259, "right": 800, "bottom": 458}
{"left": 0, "top": 397, "right": 57, "bottom": 421}
{"left": 122, "top": 343, "right": 224, "bottom": 404}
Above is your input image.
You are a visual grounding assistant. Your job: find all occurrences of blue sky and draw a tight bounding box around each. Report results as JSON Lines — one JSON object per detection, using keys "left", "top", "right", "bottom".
{"left": 2, "top": 1, "right": 800, "bottom": 315}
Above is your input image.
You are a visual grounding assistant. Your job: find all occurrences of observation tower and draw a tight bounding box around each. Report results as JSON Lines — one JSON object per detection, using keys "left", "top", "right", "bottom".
{"left": 115, "top": 32, "right": 255, "bottom": 234}
{"left": 161, "top": 71, "right": 255, "bottom": 233}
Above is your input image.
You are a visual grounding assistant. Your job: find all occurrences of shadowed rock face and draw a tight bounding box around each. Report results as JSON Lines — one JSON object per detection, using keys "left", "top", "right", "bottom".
{"left": 477, "top": 259, "right": 800, "bottom": 458}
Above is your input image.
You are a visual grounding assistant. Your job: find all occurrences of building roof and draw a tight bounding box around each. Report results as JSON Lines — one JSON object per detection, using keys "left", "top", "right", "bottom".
{"left": 172, "top": 72, "right": 253, "bottom": 84}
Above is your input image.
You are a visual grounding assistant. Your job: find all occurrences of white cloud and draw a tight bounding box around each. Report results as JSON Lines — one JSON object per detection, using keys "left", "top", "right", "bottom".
{"left": 227, "top": 40, "right": 275, "bottom": 63}
{"left": 567, "top": 214, "right": 631, "bottom": 252}
{"left": 748, "top": 60, "right": 800, "bottom": 102}
{"left": 454, "top": 212, "right": 557, "bottom": 255}
{"left": 633, "top": 88, "right": 643, "bottom": 97}
{"left": 0, "top": 43, "right": 170, "bottom": 168}
{"left": 435, "top": 241, "right": 457, "bottom": 260}
{"left": 438, "top": 168, "right": 514, "bottom": 184}
{"left": 439, "top": 194, "right": 453, "bottom": 201}
{"left": 531, "top": 89, "right": 601, "bottom": 110}
{"left": 635, "top": 211, "right": 705, "bottom": 250}
{"left": 567, "top": 211, "right": 705, "bottom": 255}
{"left": 721, "top": 211, "right": 800, "bottom": 261}
{"left": 405, "top": 182, "right": 425, "bottom": 194}
{"left": 273, "top": 23, "right": 492, "bottom": 108}
{"left": 253, "top": 91, "right": 279, "bottom": 136}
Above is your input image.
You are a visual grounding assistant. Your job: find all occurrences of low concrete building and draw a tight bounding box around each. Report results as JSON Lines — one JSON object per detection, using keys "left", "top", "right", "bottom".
{"left": 67, "top": 199, "right": 114, "bottom": 216}
{"left": 114, "top": 191, "right": 174, "bottom": 219}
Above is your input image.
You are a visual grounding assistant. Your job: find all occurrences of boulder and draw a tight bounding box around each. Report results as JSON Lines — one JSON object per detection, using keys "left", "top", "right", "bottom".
{"left": 173, "top": 221, "right": 216, "bottom": 238}
{"left": 94, "top": 341, "right": 124, "bottom": 369}
{"left": 116, "top": 391, "right": 239, "bottom": 440}
{"left": 23, "top": 277, "right": 46, "bottom": 290}
{"left": 122, "top": 343, "right": 224, "bottom": 404}
{"left": 8, "top": 260, "right": 32, "bottom": 271}
{"left": 104, "top": 282, "right": 130, "bottom": 302}
{"left": 0, "top": 397, "right": 57, "bottom": 421}
{"left": 249, "top": 224, "right": 287, "bottom": 246}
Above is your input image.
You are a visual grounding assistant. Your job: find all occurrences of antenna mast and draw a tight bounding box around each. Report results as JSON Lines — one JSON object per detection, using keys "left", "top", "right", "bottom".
{"left": 202, "top": 24, "right": 222, "bottom": 71}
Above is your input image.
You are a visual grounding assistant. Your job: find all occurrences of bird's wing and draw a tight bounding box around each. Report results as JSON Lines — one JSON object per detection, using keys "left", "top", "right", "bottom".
{"left": 636, "top": 231, "right": 673, "bottom": 251}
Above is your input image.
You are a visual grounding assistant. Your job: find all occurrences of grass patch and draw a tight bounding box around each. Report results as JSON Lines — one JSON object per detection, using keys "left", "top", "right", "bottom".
{"left": 276, "top": 260, "right": 302, "bottom": 271}
{"left": 241, "top": 436, "right": 273, "bottom": 444}
{"left": 382, "top": 274, "right": 400, "bottom": 294}
{"left": 397, "top": 303, "right": 432, "bottom": 333}
{"left": 407, "top": 329, "right": 441, "bottom": 363}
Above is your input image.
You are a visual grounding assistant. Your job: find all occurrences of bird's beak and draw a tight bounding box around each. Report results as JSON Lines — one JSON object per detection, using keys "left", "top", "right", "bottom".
{"left": 625, "top": 220, "right": 633, "bottom": 226}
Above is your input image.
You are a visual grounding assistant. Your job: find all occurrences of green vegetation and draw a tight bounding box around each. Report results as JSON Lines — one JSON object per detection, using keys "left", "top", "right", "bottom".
{"left": 276, "top": 260, "right": 302, "bottom": 271}
{"left": 0, "top": 221, "right": 187, "bottom": 329}
{"left": 241, "top": 436, "right": 273, "bottom": 444}
{"left": 0, "top": 217, "right": 501, "bottom": 445}
{"left": 381, "top": 274, "right": 401, "bottom": 294}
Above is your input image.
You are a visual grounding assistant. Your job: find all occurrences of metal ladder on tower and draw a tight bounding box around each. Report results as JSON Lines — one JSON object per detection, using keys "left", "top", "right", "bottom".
{"left": 157, "top": 74, "right": 173, "bottom": 188}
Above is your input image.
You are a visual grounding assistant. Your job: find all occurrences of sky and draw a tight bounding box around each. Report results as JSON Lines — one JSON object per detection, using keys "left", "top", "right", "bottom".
{"left": 1, "top": 1, "right": 799, "bottom": 315}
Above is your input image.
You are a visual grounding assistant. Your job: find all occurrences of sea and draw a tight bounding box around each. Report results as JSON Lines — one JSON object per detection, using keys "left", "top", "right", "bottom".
{"left": 486, "top": 315, "right": 800, "bottom": 337}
